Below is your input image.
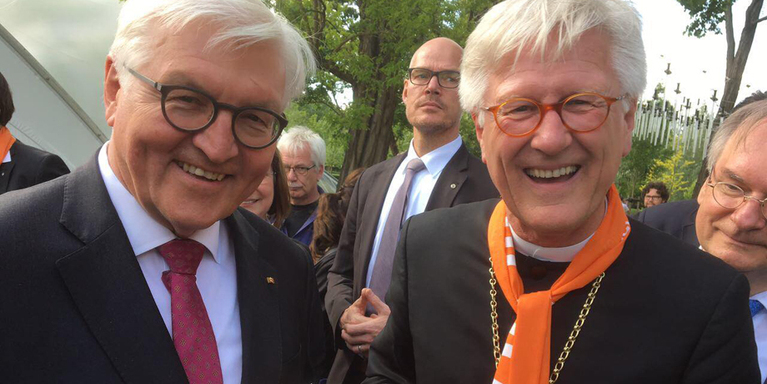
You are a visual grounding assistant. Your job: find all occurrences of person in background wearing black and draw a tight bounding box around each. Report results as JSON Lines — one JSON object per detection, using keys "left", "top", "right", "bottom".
{"left": 277, "top": 126, "right": 326, "bottom": 245}
{"left": 0, "top": 71, "right": 69, "bottom": 195}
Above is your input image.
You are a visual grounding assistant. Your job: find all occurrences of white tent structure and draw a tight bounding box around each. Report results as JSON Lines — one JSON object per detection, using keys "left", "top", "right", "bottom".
{"left": 0, "top": 22, "right": 107, "bottom": 169}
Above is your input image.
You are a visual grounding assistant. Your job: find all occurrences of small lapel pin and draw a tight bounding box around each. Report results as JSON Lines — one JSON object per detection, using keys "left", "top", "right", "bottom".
{"left": 450, "top": 183, "right": 457, "bottom": 189}
{"left": 266, "top": 277, "right": 276, "bottom": 284}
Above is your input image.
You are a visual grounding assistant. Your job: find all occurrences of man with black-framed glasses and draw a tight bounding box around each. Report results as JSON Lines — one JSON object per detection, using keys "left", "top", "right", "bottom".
{"left": 325, "top": 37, "right": 497, "bottom": 384}
{"left": 0, "top": 0, "right": 326, "bottom": 382}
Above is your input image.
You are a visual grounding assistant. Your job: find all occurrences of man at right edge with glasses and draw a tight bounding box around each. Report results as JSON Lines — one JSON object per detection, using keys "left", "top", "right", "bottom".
{"left": 638, "top": 95, "right": 767, "bottom": 382}
{"left": 0, "top": 0, "right": 325, "bottom": 382}
{"left": 363, "top": 0, "right": 759, "bottom": 383}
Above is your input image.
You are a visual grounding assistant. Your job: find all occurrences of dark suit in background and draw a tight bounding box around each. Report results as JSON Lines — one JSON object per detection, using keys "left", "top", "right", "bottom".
{"left": 0, "top": 140, "right": 69, "bottom": 195}
{"left": 364, "top": 200, "right": 758, "bottom": 383}
{"left": 0, "top": 158, "right": 325, "bottom": 383}
{"left": 635, "top": 199, "right": 700, "bottom": 247}
{"left": 324, "top": 143, "right": 497, "bottom": 382}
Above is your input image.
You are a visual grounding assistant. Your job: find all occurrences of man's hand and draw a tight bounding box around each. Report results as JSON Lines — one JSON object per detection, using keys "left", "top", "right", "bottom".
{"left": 340, "top": 288, "right": 391, "bottom": 358}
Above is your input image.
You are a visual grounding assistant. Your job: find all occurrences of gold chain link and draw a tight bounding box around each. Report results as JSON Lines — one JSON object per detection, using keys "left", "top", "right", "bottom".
{"left": 488, "top": 256, "right": 605, "bottom": 384}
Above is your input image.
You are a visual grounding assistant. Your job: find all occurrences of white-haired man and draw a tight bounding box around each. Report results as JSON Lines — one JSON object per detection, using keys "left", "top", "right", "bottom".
{"left": 0, "top": 1, "right": 325, "bottom": 382}
{"left": 325, "top": 37, "right": 497, "bottom": 384}
{"left": 277, "top": 126, "right": 326, "bottom": 245}
{"left": 363, "top": 0, "right": 758, "bottom": 383}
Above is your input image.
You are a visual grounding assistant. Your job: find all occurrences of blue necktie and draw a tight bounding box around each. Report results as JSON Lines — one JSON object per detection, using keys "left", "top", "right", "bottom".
{"left": 750, "top": 299, "right": 764, "bottom": 317}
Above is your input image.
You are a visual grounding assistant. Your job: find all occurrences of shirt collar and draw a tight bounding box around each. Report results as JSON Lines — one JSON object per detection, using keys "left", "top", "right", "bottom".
{"left": 752, "top": 291, "right": 767, "bottom": 304}
{"left": 97, "top": 142, "right": 222, "bottom": 262}
{"left": 509, "top": 198, "right": 607, "bottom": 262}
{"left": 2, "top": 151, "right": 10, "bottom": 164}
{"left": 404, "top": 135, "right": 462, "bottom": 176}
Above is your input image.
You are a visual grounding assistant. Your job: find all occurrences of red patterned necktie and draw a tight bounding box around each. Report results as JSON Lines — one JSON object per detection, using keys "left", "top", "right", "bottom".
{"left": 158, "top": 239, "right": 223, "bottom": 384}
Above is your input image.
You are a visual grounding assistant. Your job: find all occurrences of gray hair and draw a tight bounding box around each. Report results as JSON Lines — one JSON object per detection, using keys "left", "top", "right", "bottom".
{"left": 706, "top": 99, "right": 767, "bottom": 174}
{"left": 460, "top": 0, "right": 646, "bottom": 124}
{"left": 109, "top": 0, "right": 315, "bottom": 107}
{"left": 277, "top": 126, "right": 326, "bottom": 168}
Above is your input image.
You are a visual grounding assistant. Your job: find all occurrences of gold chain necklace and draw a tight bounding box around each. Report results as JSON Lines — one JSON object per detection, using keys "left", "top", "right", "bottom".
{"left": 488, "top": 257, "right": 605, "bottom": 384}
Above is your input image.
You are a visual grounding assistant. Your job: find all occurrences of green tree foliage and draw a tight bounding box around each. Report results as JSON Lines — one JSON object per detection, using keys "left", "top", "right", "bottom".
{"left": 647, "top": 146, "right": 699, "bottom": 201}
{"left": 676, "top": 0, "right": 765, "bottom": 194}
{"left": 617, "top": 137, "right": 673, "bottom": 200}
{"left": 274, "top": 0, "right": 495, "bottom": 180}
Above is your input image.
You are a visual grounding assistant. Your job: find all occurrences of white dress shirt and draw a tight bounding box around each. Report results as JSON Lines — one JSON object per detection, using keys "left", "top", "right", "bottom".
{"left": 365, "top": 135, "right": 463, "bottom": 287}
{"left": 2, "top": 151, "right": 10, "bottom": 163}
{"left": 98, "top": 143, "right": 242, "bottom": 383}
{"left": 751, "top": 291, "right": 767, "bottom": 383}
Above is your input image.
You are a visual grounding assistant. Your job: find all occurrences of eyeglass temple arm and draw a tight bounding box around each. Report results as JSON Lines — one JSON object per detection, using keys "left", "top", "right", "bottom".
{"left": 125, "top": 66, "right": 162, "bottom": 92}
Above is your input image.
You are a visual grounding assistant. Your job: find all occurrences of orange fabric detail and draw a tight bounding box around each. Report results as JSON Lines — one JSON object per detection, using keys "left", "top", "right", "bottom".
{"left": 0, "top": 126, "right": 16, "bottom": 163}
{"left": 489, "top": 184, "right": 631, "bottom": 384}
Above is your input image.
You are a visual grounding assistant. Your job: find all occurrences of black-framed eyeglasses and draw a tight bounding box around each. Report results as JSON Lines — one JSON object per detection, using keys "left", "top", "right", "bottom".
{"left": 706, "top": 180, "right": 767, "bottom": 219}
{"left": 125, "top": 67, "right": 287, "bottom": 149}
{"left": 645, "top": 195, "right": 663, "bottom": 201}
{"left": 284, "top": 164, "right": 315, "bottom": 176}
{"left": 408, "top": 68, "right": 460, "bottom": 89}
{"left": 482, "top": 92, "right": 625, "bottom": 137}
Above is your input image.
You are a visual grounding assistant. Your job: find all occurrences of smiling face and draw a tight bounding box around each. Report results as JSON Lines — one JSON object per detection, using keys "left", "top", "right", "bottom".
{"left": 104, "top": 24, "right": 285, "bottom": 237}
{"left": 474, "top": 30, "right": 635, "bottom": 246}
{"left": 403, "top": 38, "right": 464, "bottom": 137}
{"left": 240, "top": 168, "right": 275, "bottom": 219}
{"left": 696, "top": 121, "right": 767, "bottom": 276}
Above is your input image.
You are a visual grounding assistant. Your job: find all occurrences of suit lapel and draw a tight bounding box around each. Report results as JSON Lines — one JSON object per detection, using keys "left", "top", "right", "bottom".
{"left": 227, "top": 211, "right": 282, "bottom": 384}
{"left": 0, "top": 142, "right": 17, "bottom": 193}
{"left": 0, "top": 161, "right": 13, "bottom": 193}
{"left": 356, "top": 153, "right": 406, "bottom": 293}
{"left": 425, "top": 143, "right": 469, "bottom": 210}
{"left": 55, "top": 157, "right": 187, "bottom": 384}
{"left": 682, "top": 205, "right": 700, "bottom": 247}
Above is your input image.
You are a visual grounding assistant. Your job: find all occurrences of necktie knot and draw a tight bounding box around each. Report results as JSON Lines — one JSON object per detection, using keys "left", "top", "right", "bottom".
{"left": 406, "top": 158, "right": 425, "bottom": 174}
{"left": 750, "top": 299, "right": 764, "bottom": 317}
{"left": 158, "top": 239, "right": 205, "bottom": 275}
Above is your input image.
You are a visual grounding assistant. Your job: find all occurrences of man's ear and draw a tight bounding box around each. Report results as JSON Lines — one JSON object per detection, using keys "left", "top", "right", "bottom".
{"left": 104, "top": 56, "right": 121, "bottom": 128}
{"left": 621, "top": 98, "right": 638, "bottom": 157}
{"left": 402, "top": 79, "right": 409, "bottom": 104}
{"left": 472, "top": 112, "right": 487, "bottom": 163}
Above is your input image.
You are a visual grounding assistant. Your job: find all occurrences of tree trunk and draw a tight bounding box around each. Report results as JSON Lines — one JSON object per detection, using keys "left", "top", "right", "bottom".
{"left": 339, "top": 83, "right": 399, "bottom": 182}
{"left": 692, "top": 0, "right": 764, "bottom": 196}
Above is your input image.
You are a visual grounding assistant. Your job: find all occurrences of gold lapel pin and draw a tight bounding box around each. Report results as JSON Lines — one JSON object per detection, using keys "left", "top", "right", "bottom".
{"left": 266, "top": 277, "right": 276, "bottom": 284}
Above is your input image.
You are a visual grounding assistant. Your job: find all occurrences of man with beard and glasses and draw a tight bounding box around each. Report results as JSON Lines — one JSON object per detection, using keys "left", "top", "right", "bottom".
{"left": 324, "top": 37, "right": 497, "bottom": 383}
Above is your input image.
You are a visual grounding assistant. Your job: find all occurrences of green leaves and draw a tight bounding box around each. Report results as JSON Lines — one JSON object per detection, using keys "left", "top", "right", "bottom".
{"left": 677, "top": 0, "right": 733, "bottom": 36}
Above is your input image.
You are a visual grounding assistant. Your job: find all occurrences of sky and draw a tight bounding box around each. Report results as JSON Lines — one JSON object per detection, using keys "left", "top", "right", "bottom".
{"left": 0, "top": 0, "right": 764, "bottom": 138}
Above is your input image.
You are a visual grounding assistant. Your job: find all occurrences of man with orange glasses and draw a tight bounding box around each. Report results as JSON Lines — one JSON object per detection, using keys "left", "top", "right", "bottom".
{"left": 363, "top": 0, "right": 758, "bottom": 383}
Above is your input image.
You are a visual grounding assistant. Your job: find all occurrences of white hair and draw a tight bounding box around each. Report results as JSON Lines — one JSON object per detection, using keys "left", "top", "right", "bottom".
{"left": 109, "top": 0, "right": 315, "bottom": 107}
{"left": 706, "top": 99, "right": 767, "bottom": 174}
{"left": 460, "top": 0, "right": 646, "bottom": 124}
{"left": 277, "top": 126, "right": 326, "bottom": 167}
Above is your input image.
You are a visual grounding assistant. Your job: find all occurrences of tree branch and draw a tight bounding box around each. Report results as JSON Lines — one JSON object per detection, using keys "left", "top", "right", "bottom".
{"left": 725, "top": 4, "right": 735, "bottom": 61}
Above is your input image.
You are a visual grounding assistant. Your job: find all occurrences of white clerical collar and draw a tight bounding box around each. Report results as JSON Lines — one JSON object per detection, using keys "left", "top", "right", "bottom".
{"left": 403, "top": 135, "right": 462, "bottom": 176}
{"left": 97, "top": 142, "right": 222, "bottom": 262}
{"left": 509, "top": 199, "right": 608, "bottom": 262}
